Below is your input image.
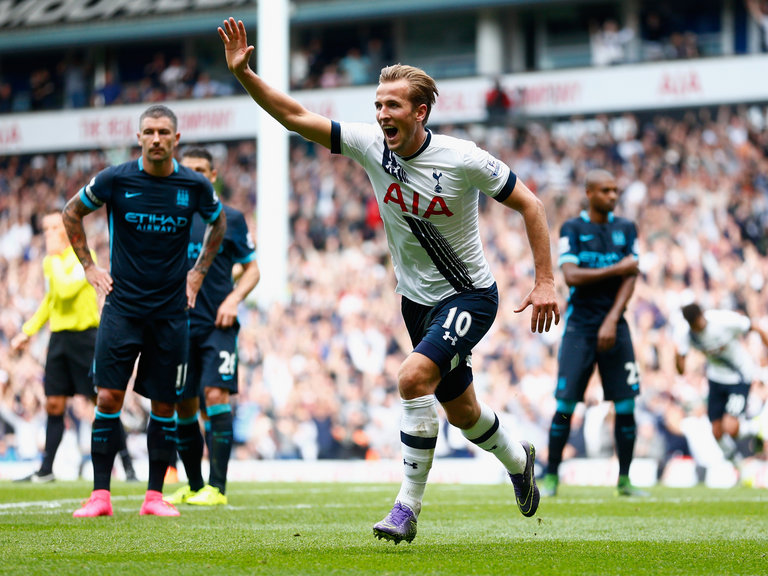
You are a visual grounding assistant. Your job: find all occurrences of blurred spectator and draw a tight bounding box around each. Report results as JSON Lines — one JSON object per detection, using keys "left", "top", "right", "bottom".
{"left": 318, "top": 62, "right": 343, "bottom": 89}
{"left": 192, "top": 71, "right": 233, "bottom": 99}
{"left": 590, "top": 19, "right": 635, "bottom": 66}
{"left": 181, "top": 56, "right": 201, "bottom": 96}
{"left": 338, "top": 47, "right": 371, "bottom": 85}
{"left": 667, "top": 31, "right": 701, "bottom": 59}
{"left": 291, "top": 45, "right": 312, "bottom": 89}
{"left": 485, "top": 77, "right": 512, "bottom": 126}
{"left": 58, "top": 55, "right": 90, "bottom": 109}
{"left": 746, "top": 0, "right": 768, "bottom": 52}
{"left": 0, "top": 80, "right": 12, "bottom": 114}
{"left": 92, "top": 69, "right": 122, "bottom": 107}
{"left": 29, "top": 69, "right": 57, "bottom": 111}
{"left": 143, "top": 52, "right": 166, "bottom": 91}
{"left": 642, "top": 10, "right": 669, "bottom": 61}
{"left": 0, "top": 385, "right": 45, "bottom": 462}
{"left": 365, "top": 38, "right": 388, "bottom": 83}
{"left": 160, "top": 56, "right": 187, "bottom": 98}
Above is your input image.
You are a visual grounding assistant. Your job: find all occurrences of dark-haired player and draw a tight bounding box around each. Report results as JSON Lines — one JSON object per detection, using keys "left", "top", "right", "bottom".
{"left": 542, "top": 169, "right": 645, "bottom": 497}
{"left": 63, "top": 104, "right": 226, "bottom": 517}
{"left": 674, "top": 302, "right": 768, "bottom": 459}
{"left": 165, "top": 147, "right": 260, "bottom": 507}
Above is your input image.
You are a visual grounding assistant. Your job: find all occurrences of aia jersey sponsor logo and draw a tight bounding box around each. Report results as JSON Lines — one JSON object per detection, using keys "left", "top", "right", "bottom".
{"left": 383, "top": 182, "right": 454, "bottom": 219}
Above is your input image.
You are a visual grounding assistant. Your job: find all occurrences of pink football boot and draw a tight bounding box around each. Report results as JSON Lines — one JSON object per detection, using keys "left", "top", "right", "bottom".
{"left": 73, "top": 489, "right": 113, "bottom": 518}
{"left": 140, "top": 490, "right": 180, "bottom": 516}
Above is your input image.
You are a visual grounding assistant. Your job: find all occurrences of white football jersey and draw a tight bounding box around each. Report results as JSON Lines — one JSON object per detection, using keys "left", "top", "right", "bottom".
{"left": 333, "top": 121, "right": 512, "bottom": 306}
{"left": 674, "top": 309, "right": 756, "bottom": 384}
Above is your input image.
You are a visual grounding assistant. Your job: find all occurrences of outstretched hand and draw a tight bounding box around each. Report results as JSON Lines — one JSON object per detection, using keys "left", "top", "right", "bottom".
{"left": 514, "top": 281, "right": 561, "bottom": 333}
{"left": 218, "top": 18, "right": 255, "bottom": 76}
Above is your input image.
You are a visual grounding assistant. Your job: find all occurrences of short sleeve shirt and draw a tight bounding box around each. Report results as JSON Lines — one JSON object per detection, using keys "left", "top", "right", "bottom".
{"left": 187, "top": 205, "right": 256, "bottom": 335}
{"left": 80, "top": 157, "right": 221, "bottom": 317}
{"left": 332, "top": 121, "right": 516, "bottom": 306}
{"left": 558, "top": 210, "right": 639, "bottom": 330}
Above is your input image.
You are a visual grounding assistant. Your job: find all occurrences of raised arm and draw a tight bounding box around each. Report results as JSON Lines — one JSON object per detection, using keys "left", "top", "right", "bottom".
{"left": 501, "top": 179, "right": 560, "bottom": 333}
{"left": 218, "top": 18, "right": 332, "bottom": 148}
{"left": 746, "top": 0, "right": 763, "bottom": 22}
{"left": 187, "top": 210, "right": 227, "bottom": 308}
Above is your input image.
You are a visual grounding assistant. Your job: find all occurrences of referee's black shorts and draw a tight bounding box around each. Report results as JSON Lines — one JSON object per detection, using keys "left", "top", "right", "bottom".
{"left": 44, "top": 328, "right": 98, "bottom": 398}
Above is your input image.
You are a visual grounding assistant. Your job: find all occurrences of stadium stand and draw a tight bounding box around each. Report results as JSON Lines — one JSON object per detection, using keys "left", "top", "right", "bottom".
{"left": 1, "top": 0, "right": 767, "bottom": 487}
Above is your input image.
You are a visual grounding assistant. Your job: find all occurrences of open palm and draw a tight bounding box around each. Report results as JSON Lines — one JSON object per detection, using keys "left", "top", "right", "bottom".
{"left": 218, "top": 18, "right": 254, "bottom": 75}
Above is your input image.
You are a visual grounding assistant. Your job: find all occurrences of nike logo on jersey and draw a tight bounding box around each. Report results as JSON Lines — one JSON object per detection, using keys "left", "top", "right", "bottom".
{"left": 579, "top": 234, "right": 595, "bottom": 242}
{"left": 125, "top": 191, "right": 143, "bottom": 198}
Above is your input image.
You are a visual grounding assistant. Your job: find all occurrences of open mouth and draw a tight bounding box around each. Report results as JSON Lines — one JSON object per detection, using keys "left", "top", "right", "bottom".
{"left": 383, "top": 126, "right": 398, "bottom": 139}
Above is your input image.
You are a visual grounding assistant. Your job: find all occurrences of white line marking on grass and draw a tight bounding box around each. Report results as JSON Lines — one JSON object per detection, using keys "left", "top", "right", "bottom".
{"left": 0, "top": 495, "right": 141, "bottom": 515}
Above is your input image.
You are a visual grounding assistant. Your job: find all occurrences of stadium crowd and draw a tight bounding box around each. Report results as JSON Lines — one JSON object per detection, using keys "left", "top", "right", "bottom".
{"left": 5, "top": 1, "right": 765, "bottom": 117}
{"left": 1, "top": 103, "right": 767, "bottom": 483}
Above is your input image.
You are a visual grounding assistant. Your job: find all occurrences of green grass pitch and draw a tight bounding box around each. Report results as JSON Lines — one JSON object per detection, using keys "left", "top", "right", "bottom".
{"left": 1, "top": 481, "right": 767, "bottom": 575}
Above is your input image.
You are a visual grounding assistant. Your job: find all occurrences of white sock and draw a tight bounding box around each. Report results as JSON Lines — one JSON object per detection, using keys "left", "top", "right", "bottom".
{"left": 395, "top": 395, "right": 439, "bottom": 516}
{"left": 738, "top": 415, "right": 759, "bottom": 438}
{"left": 461, "top": 402, "right": 526, "bottom": 475}
{"left": 717, "top": 434, "right": 738, "bottom": 460}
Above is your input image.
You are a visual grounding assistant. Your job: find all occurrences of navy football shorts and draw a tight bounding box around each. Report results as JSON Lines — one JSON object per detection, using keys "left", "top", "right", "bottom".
{"left": 93, "top": 304, "right": 189, "bottom": 404}
{"left": 555, "top": 321, "right": 640, "bottom": 401}
{"left": 707, "top": 380, "right": 750, "bottom": 422}
{"left": 401, "top": 283, "right": 498, "bottom": 403}
{"left": 179, "top": 325, "right": 239, "bottom": 402}
{"left": 44, "top": 329, "right": 98, "bottom": 398}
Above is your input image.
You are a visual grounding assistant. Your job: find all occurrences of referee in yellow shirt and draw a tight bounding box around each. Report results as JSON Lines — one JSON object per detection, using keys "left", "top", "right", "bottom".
{"left": 12, "top": 211, "right": 135, "bottom": 482}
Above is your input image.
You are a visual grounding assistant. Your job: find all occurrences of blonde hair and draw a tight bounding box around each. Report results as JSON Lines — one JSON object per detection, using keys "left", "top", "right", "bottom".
{"left": 379, "top": 64, "right": 439, "bottom": 125}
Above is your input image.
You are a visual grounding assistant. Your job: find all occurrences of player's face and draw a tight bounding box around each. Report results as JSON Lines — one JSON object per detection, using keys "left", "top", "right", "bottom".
{"left": 690, "top": 316, "right": 707, "bottom": 333}
{"left": 138, "top": 116, "right": 179, "bottom": 165}
{"left": 587, "top": 177, "right": 619, "bottom": 214}
{"left": 375, "top": 79, "right": 427, "bottom": 157}
{"left": 182, "top": 156, "right": 217, "bottom": 184}
{"left": 42, "top": 213, "right": 69, "bottom": 255}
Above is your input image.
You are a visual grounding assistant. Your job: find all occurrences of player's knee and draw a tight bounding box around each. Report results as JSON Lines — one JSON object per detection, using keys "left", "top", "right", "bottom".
{"left": 45, "top": 396, "right": 67, "bottom": 415}
{"left": 150, "top": 401, "right": 175, "bottom": 420}
{"left": 397, "top": 369, "right": 431, "bottom": 399}
{"left": 397, "top": 356, "right": 439, "bottom": 399}
{"left": 205, "top": 386, "right": 229, "bottom": 407}
{"left": 96, "top": 389, "right": 124, "bottom": 413}
{"left": 175, "top": 398, "right": 198, "bottom": 421}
